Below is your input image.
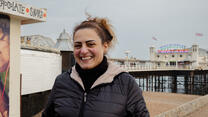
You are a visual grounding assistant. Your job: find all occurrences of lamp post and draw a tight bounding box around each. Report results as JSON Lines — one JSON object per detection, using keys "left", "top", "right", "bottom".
{"left": 124, "top": 50, "right": 130, "bottom": 68}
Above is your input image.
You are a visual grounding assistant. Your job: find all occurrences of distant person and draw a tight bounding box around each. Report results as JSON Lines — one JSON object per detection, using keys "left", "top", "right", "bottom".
{"left": 0, "top": 15, "right": 10, "bottom": 117}
{"left": 42, "top": 16, "right": 149, "bottom": 117}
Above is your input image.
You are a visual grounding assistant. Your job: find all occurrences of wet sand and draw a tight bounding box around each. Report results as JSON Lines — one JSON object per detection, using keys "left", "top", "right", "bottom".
{"left": 143, "top": 91, "right": 200, "bottom": 117}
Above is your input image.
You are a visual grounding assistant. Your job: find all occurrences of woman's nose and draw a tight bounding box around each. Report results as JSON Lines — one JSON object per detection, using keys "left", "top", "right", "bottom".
{"left": 80, "top": 46, "right": 88, "bottom": 54}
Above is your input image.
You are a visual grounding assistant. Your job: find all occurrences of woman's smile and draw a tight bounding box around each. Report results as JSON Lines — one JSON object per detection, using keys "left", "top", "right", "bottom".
{"left": 81, "top": 56, "right": 92, "bottom": 60}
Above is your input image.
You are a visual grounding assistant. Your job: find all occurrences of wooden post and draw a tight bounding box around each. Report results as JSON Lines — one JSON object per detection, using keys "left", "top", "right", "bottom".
{"left": 151, "top": 75, "right": 154, "bottom": 91}
{"left": 154, "top": 76, "right": 157, "bottom": 91}
{"left": 139, "top": 78, "right": 141, "bottom": 87}
{"left": 190, "top": 71, "right": 194, "bottom": 94}
{"left": 143, "top": 77, "right": 145, "bottom": 90}
{"left": 172, "top": 75, "right": 177, "bottom": 93}
{"left": 203, "top": 73, "right": 206, "bottom": 95}
{"left": 146, "top": 76, "right": 149, "bottom": 91}
{"left": 184, "top": 75, "right": 188, "bottom": 94}
{"left": 158, "top": 76, "right": 161, "bottom": 92}
{"left": 161, "top": 76, "right": 164, "bottom": 92}
{"left": 20, "top": 74, "right": 22, "bottom": 117}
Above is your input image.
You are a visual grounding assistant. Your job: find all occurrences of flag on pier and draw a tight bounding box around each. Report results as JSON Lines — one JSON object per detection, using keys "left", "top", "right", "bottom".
{"left": 152, "top": 36, "right": 158, "bottom": 41}
{"left": 195, "top": 33, "right": 203, "bottom": 37}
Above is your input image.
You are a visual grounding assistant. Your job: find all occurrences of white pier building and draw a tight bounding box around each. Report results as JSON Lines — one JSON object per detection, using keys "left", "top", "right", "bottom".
{"left": 110, "top": 44, "right": 208, "bottom": 71}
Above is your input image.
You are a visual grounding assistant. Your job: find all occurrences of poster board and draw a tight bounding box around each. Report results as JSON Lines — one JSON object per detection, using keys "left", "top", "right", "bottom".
{"left": 0, "top": 14, "right": 9, "bottom": 117}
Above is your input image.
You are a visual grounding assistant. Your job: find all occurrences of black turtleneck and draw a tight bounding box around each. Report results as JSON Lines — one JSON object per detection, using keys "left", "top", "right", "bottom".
{"left": 75, "top": 56, "right": 108, "bottom": 92}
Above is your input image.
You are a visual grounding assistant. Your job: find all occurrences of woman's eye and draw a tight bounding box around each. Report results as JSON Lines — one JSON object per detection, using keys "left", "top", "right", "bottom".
{"left": 74, "top": 44, "right": 81, "bottom": 49}
{"left": 87, "top": 43, "right": 95, "bottom": 47}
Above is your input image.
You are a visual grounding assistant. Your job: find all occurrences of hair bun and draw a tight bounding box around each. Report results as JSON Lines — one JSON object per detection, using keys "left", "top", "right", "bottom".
{"left": 73, "top": 14, "right": 117, "bottom": 49}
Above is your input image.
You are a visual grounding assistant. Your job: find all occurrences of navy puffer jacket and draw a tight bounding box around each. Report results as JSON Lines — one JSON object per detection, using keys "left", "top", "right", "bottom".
{"left": 42, "top": 62, "right": 149, "bottom": 117}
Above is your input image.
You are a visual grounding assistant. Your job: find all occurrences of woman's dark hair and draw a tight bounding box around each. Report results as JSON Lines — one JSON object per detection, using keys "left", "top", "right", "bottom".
{"left": 73, "top": 16, "right": 116, "bottom": 49}
{"left": 0, "top": 14, "right": 10, "bottom": 33}
{"left": 0, "top": 14, "right": 10, "bottom": 43}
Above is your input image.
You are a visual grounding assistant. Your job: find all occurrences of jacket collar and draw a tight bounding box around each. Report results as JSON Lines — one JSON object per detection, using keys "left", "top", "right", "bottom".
{"left": 70, "top": 62, "right": 126, "bottom": 90}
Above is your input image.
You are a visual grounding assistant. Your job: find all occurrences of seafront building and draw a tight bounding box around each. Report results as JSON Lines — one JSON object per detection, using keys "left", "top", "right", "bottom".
{"left": 20, "top": 29, "right": 74, "bottom": 95}
{"left": 150, "top": 44, "right": 208, "bottom": 70}
{"left": 54, "top": 29, "right": 74, "bottom": 72}
{"left": 20, "top": 35, "right": 61, "bottom": 95}
{"left": 110, "top": 44, "right": 208, "bottom": 71}
{"left": 20, "top": 29, "right": 76, "bottom": 116}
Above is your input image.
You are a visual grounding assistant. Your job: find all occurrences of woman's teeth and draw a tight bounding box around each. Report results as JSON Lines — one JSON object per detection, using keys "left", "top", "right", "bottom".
{"left": 81, "top": 56, "right": 91, "bottom": 60}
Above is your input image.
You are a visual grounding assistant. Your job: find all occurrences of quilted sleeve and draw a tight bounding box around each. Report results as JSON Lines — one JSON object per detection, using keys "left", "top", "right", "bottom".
{"left": 126, "top": 74, "right": 150, "bottom": 117}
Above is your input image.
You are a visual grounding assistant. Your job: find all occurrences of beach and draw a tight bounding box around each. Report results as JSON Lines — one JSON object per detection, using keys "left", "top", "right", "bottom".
{"left": 143, "top": 91, "right": 200, "bottom": 117}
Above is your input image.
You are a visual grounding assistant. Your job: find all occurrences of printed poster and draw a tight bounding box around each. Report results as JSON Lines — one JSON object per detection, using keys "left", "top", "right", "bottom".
{"left": 0, "top": 14, "right": 10, "bottom": 117}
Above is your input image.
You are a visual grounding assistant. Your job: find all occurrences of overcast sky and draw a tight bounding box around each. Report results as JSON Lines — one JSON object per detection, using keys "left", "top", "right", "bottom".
{"left": 20, "top": 0, "right": 208, "bottom": 60}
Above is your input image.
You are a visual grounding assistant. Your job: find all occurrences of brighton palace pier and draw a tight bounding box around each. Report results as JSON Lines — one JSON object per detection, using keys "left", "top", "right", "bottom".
{"left": 110, "top": 44, "right": 208, "bottom": 71}
{"left": 110, "top": 44, "right": 208, "bottom": 95}
{"left": 19, "top": 31, "right": 208, "bottom": 116}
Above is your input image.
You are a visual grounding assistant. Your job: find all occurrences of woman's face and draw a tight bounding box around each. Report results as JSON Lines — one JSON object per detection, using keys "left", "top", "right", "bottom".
{"left": 0, "top": 30, "right": 9, "bottom": 72}
{"left": 73, "top": 28, "right": 108, "bottom": 70}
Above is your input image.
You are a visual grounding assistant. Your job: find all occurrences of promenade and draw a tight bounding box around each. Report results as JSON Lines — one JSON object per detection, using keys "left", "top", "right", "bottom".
{"left": 187, "top": 103, "right": 208, "bottom": 117}
{"left": 143, "top": 91, "right": 200, "bottom": 117}
{"left": 33, "top": 91, "right": 203, "bottom": 117}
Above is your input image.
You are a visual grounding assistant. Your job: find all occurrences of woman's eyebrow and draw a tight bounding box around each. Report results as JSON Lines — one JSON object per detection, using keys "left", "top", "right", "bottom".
{"left": 74, "top": 40, "right": 96, "bottom": 43}
{"left": 86, "top": 40, "right": 96, "bottom": 43}
{"left": 74, "top": 41, "right": 82, "bottom": 44}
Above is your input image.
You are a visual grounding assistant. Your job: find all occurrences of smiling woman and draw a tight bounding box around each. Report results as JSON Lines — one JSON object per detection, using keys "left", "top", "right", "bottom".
{"left": 73, "top": 28, "right": 108, "bottom": 70}
{"left": 42, "top": 16, "right": 149, "bottom": 117}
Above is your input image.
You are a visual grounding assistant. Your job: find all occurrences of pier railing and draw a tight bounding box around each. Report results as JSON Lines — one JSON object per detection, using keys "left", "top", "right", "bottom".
{"left": 109, "top": 58, "right": 208, "bottom": 71}
{"left": 120, "top": 65, "right": 197, "bottom": 71}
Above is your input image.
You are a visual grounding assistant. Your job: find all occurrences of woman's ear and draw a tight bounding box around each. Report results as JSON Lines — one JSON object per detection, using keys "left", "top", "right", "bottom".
{"left": 103, "top": 42, "right": 109, "bottom": 54}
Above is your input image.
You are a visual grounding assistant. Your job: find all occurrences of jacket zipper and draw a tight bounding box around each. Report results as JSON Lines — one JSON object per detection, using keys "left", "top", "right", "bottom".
{"left": 69, "top": 76, "right": 87, "bottom": 117}
{"left": 79, "top": 92, "right": 87, "bottom": 117}
{"left": 79, "top": 85, "right": 110, "bottom": 117}
{"left": 84, "top": 92, "right": 87, "bottom": 102}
